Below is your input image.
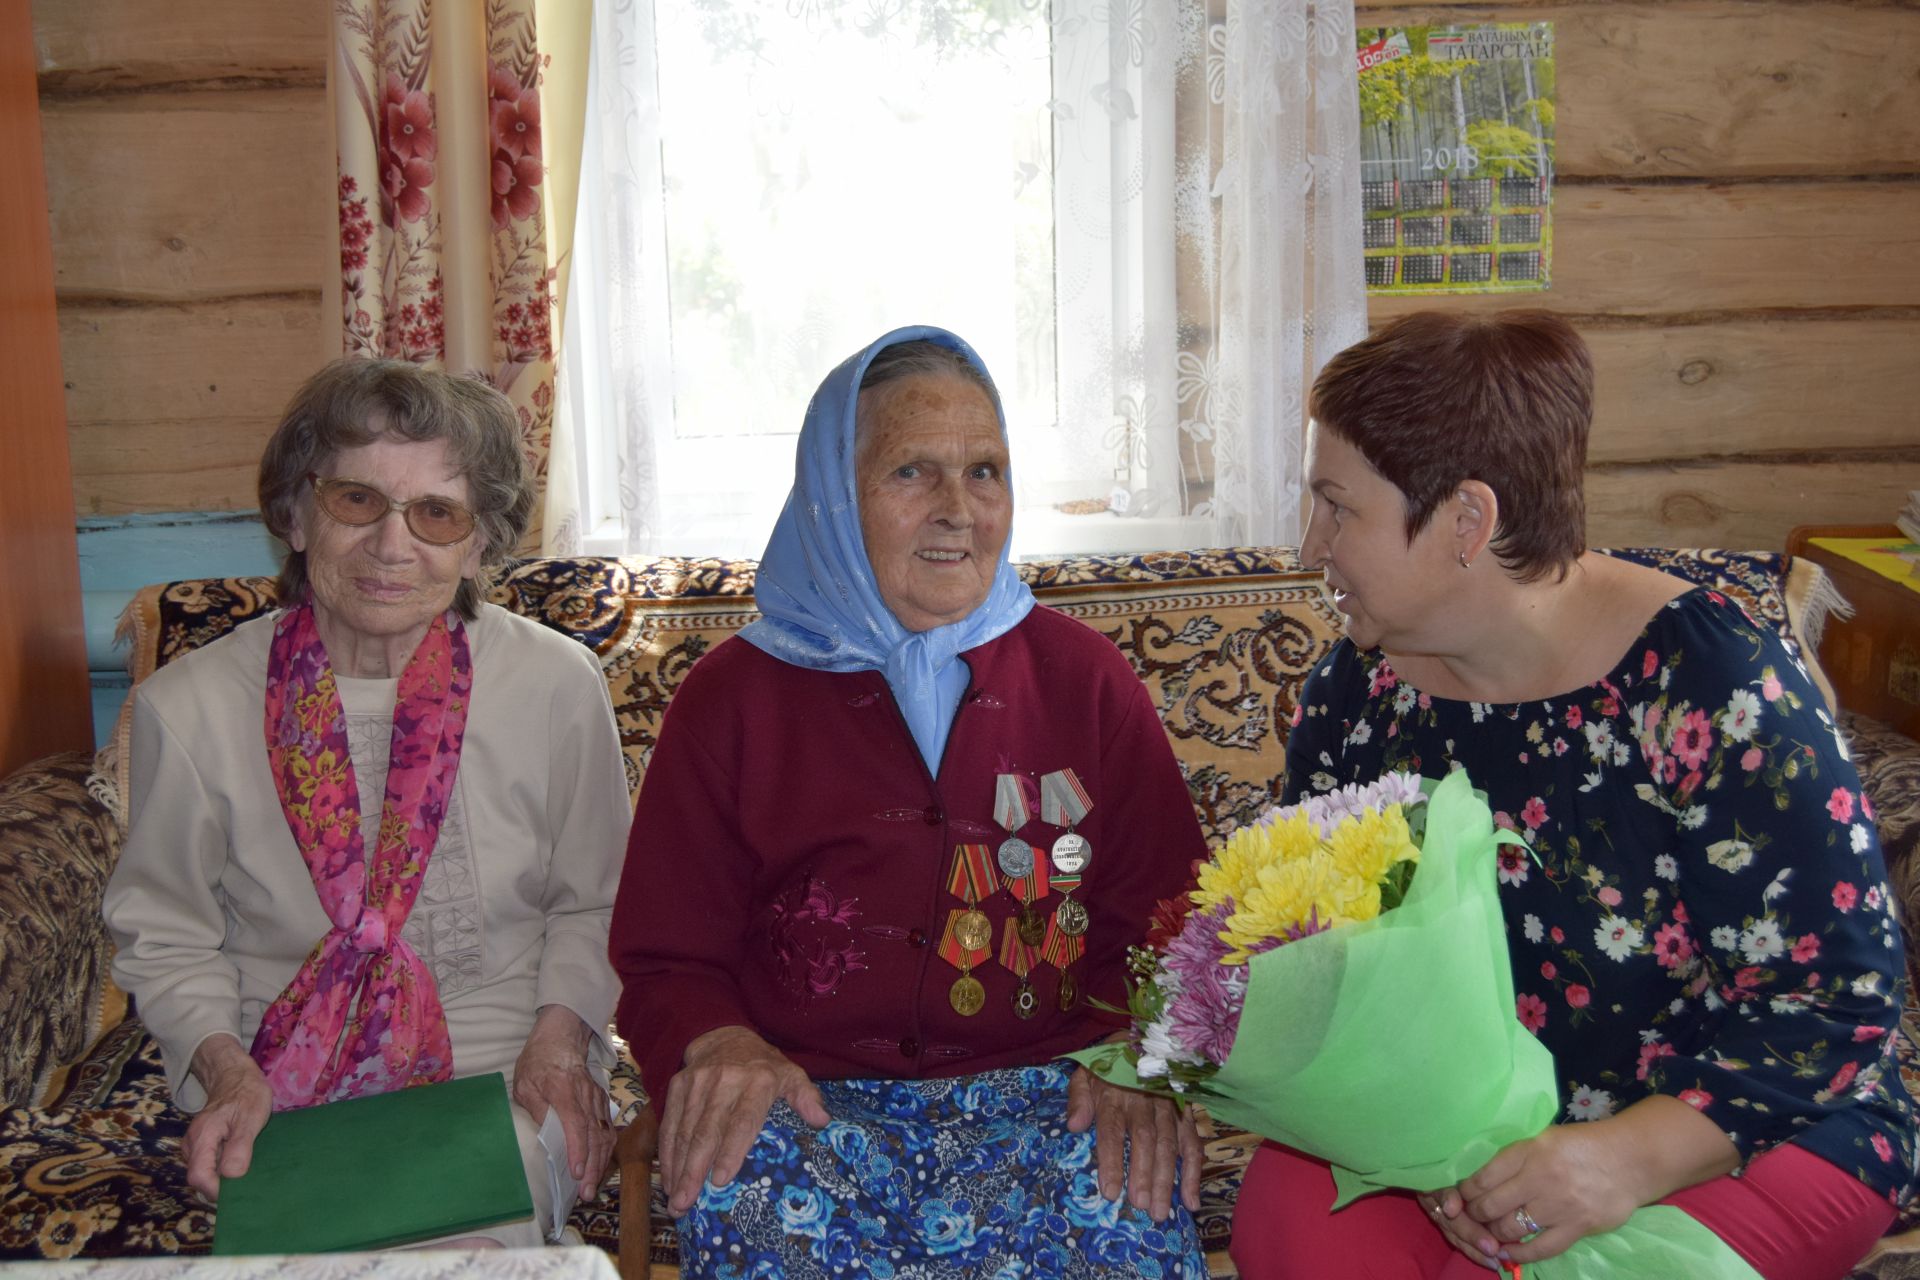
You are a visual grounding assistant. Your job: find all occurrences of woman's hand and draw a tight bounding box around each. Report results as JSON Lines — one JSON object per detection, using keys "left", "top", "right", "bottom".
{"left": 659, "top": 1025, "right": 830, "bottom": 1217}
{"left": 512, "top": 1005, "right": 616, "bottom": 1201}
{"left": 184, "top": 1034, "right": 274, "bottom": 1202}
{"left": 1416, "top": 1186, "right": 1504, "bottom": 1271}
{"left": 1065, "top": 1065, "right": 1204, "bottom": 1222}
{"left": 1454, "top": 1097, "right": 1739, "bottom": 1266}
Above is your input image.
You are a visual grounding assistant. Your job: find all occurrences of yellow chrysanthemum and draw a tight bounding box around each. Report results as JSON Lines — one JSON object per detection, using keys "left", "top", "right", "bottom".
{"left": 1191, "top": 810, "right": 1318, "bottom": 914}
{"left": 1324, "top": 805, "right": 1417, "bottom": 889}
{"left": 1218, "top": 850, "right": 1340, "bottom": 961}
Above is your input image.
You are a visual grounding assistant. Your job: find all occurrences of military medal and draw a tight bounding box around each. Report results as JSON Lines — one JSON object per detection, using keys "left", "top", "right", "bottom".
{"left": 1001, "top": 853, "right": 1051, "bottom": 948}
{"left": 941, "top": 844, "right": 998, "bottom": 1014}
{"left": 1000, "top": 918, "right": 1040, "bottom": 1019}
{"left": 993, "top": 774, "right": 1038, "bottom": 878}
{"left": 954, "top": 909, "right": 992, "bottom": 952}
{"left": 949, "top": 972, "right": 986, "bottom": 1016}
{"left": 1039, "top": 769, "right": 1094, "bottom": 873}
{"left": 938, "top": 907, "right": 991, "bottom": 1017}
{"left": 1041, "top": 913, "right": 1085, "bottom": 1013}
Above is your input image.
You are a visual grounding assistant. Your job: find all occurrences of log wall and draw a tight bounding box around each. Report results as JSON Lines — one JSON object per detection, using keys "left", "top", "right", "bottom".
{"left": 32, "top": 0, "right": 1920, "bottom": 548}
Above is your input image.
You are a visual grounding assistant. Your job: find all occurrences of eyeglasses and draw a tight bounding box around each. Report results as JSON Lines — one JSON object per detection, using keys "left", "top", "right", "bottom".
{"left": 308, "top": 474, "right": 477, "bottom": 546}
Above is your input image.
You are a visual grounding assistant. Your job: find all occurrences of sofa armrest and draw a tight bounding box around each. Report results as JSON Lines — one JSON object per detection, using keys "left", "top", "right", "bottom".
{"left": 0, "top": 751, "right": 124, "bottom": 1107}
{"left": 1843, "top": 712, "right": 1920, "bottom": 991}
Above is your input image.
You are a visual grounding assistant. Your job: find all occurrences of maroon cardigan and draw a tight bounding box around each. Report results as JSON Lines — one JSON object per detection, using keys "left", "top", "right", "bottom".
{"left": 611, "top": 606, "right": 1207, "bottom": 1109}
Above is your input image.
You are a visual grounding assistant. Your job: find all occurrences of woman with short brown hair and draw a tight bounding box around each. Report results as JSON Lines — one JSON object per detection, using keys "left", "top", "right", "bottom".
{"left": 1231, "top": 312, "right": 1915, "bottom": 1279}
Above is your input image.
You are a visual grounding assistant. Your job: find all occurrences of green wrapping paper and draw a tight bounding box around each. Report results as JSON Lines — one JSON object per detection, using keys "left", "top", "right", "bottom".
{"left": 1071, "top": 770, "right": 1761, "bottom": 1279}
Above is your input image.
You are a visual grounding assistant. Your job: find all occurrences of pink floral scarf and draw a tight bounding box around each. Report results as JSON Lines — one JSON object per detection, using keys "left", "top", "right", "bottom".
{"left": 250, "top": 601, "right": 472, "bottom": 1110}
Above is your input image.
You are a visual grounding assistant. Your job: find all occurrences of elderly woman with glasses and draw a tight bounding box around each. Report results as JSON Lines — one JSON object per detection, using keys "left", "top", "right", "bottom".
{"left": 103, "top": 358, "right": 629, "bottom": 1246}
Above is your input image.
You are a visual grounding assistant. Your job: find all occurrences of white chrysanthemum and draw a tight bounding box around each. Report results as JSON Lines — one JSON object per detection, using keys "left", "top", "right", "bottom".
{"left": 1710, "top": 925, "right": 1739, "bottom": 952}
{"left": 1655, "top": 854, "right": 1679, "bottom": 881}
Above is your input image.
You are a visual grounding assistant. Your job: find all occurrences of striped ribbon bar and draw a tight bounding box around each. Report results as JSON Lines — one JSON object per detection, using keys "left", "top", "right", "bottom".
{"left": 999, "top": 919, "right": 1039, "bottom": 978}
{"left": 946, "top": 843, "right": 997, "bottom": 904}
{"left": 1002, "top": 869, "right": 1051, "bottom": 904}
{"left": 1038, "top": 768, "right": 1092, "bottom": 828}
{"left": 1048, "top": 870, "right": 1082, "bottom": 896}
{"left": 993, "top": 773, "right": 1033, "bottom": 833}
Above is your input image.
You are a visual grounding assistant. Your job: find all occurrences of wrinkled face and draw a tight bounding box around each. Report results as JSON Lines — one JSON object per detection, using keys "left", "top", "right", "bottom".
{"left": 289, "top": 435, "right": 482, "bottom": 650}
{"left": 855, "top": 374, "right": 1012, "bottom": 633}
{"left": 1300, "top": 423, "right": 1456, "bottom": 654}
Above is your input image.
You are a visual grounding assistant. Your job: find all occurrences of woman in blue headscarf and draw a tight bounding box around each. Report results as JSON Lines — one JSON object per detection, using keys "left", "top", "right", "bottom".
{"left": 611, "top": 327, "right": 1212, "bottom": 1277}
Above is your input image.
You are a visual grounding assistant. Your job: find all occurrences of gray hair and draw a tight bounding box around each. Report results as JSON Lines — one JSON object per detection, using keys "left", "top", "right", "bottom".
{"left": 854, "top": 339, "right": 1005, "bottom": 459}
{"left": 257, "top": 358, "right": 533, "bottom": 620}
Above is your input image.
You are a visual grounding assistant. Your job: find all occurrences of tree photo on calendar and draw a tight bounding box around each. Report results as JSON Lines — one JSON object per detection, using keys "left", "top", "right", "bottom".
{"left": 1357, "top": 23, "right": 1557, "bottom": 297}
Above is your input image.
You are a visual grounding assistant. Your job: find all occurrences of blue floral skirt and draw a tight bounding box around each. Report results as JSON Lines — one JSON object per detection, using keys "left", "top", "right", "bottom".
{"left": 676, "top": 1064, "right": 1210, "bottom": 1279}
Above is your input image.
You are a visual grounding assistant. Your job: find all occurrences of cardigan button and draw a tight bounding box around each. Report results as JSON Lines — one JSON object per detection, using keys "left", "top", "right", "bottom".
{"left": 898, "top": 1036, "right": 919, "bottom": 1059}
{"left": 907, "top": 928, "right": 927, "bottom": 948}
{"left": 922, "top": 806, "right": 943, "bottom": 825}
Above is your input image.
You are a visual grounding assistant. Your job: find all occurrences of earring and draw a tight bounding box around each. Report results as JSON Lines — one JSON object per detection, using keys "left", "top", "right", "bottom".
{"left": 1458, "top": 552, "right": 1471, "bottom": 569}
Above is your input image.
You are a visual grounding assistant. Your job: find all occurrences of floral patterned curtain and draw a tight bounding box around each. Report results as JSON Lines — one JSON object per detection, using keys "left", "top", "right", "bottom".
{"left": 330, "top": 0, "right": 586, "bottom": 553}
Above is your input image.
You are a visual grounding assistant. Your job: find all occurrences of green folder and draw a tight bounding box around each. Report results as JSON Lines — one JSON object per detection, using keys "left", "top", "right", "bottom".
{"left": 213, "top": 1071, "right": 534, "bottom": 1254}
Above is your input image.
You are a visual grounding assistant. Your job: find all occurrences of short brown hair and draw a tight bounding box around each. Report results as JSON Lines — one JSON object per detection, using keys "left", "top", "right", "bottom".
{"left": 1309, "top": 310, "right": 1591, "bottom": 583}
{"left": 258, "top": 358, "right": 533, "bottom": 618}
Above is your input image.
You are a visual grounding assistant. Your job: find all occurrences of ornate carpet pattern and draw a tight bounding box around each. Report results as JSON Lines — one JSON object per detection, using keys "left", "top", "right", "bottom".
{"left": 3, "top": 547, "right": 1909, "bottom": 1272}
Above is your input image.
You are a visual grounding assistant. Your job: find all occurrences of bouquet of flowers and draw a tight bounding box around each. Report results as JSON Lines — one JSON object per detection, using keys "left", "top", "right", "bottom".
{"left": 1071, "top": 769, "right": 1761, "bottom": 1280}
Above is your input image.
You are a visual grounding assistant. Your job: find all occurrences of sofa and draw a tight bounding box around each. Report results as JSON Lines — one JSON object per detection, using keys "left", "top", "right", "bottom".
{"left": 2, "top": 546, "right": 1917, "bottom": 1276}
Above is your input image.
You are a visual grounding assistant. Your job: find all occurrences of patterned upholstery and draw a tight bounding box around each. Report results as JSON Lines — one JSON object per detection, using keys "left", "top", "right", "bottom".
{"left": 4, "top": 547, "right": 1918, "bottom": 1274}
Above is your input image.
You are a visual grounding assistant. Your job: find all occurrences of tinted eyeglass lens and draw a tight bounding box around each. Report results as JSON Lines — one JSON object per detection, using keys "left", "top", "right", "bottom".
{"left": 316, "top": 480, "right": 474, "bottom": 545}
{"left": 404, "top": 498, "right": 474, "bottom": 544}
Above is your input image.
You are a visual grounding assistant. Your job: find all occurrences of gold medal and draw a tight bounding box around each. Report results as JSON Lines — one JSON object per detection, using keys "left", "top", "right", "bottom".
{"left": 1013, "top": 980, "right": 1038, "bottom": 1019}
{"left": 954, "top": 909, "right": 992, "bottom": 952}
{"left": 950, "top": 972, "right": 986, "bottom": 1016}
{"left": 1056, "top": 969, "right": 1078, "bottom": 1012}
{"left": 1015, "top": 902, "right": 1046, "bottom": 947}
{"left": 1055, "top": 896, "right": 1089, "bottom": 937}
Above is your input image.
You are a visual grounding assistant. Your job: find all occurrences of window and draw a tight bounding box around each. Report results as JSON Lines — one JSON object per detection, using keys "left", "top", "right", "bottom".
{"left": 561, "top": 0, "right": 1365, "bottom": 559}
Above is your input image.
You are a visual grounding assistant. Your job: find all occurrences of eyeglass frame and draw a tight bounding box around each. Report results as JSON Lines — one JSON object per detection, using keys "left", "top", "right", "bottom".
{"left": 306, "top": 473, "right": 479, "bottom": 546}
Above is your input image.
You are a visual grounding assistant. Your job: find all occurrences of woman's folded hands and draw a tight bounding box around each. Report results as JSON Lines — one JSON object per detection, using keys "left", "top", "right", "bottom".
{"left": 513, "top": 1004, "right": 618, "bottom": 1200}
{"left": 659, "top": 1025, "right": 832, "bottom": 1217}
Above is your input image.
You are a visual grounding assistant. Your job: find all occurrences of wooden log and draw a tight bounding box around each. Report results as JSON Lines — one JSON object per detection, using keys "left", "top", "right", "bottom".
{"left": 1355, "top": 3, "right": 1920, "bottom": 178}
{"left": 59, "top": 295, "right": 322, "bottom": 426}
{"left": 70, "top": 416, "right": 273, "bottom": 517}
{"left": 1584, "top": 456, "right": 1920, "bottom": 550}
{"left": 33, "top": 0, "right": 325, "bottom": 91}
{"left": 41, "top": 90, "right": 330, "bottom": 302}
{"left": 63, "top": 296, "right": 324, "bottom": 516}
{"left": 1584, "top": 318, "right": 1920, "bottom": 463}
{"left": 1370, "top": 181, "right": 1920, "bottom": 317}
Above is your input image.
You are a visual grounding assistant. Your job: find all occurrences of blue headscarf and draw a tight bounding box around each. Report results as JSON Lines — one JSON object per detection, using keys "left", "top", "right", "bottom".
{"left": 740, "top": 326, "right": 1036, "bottom": 774}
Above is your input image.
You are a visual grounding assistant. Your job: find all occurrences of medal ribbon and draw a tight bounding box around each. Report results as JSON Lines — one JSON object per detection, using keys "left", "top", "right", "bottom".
{"left": 994, "top": 773, "right": 1034, "bottom": 833}
{"left": 1040, "top": 914, "right": 1086, "bottom": 970}
{"left": 1039, "top": 768, "right": 1092, "bottom": 828}
{"left": 1003, "top": 869, "right": 1051, "bottom": 904}
{"left": 999, "top": 919, "right": 1038, "bottom": 978}
{"left": 1049, "top": 870, "right": 1083, "bottom": 896}
{"left": 946, "top": 844, "right": 996, "bottom": 905}
{"left": 937, "top": 907, "right": 991, "bottom": 972}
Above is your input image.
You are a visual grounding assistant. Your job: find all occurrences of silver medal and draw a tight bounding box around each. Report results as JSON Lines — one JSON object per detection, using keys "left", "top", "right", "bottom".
{"left": 997, "top": 836, "right": 1035, "bottom": 879}
{"left": 1050, "top": 830, "right": 1090, "bottom": 874}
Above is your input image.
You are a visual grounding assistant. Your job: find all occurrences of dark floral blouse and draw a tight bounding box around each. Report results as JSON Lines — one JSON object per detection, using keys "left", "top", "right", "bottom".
{"left": 1283, "top": 587, "right": 1918, "bottom": 1204}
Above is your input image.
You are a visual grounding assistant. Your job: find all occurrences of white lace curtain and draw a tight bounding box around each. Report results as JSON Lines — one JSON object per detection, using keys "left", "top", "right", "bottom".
{"left": 555, "top": 0, "right": 1365, "bottom": 558}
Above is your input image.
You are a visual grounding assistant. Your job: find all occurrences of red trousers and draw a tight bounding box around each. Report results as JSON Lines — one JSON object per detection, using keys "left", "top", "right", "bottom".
{"left": 1229, "top": 1140, "right": 1895, "bottom": 1280}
